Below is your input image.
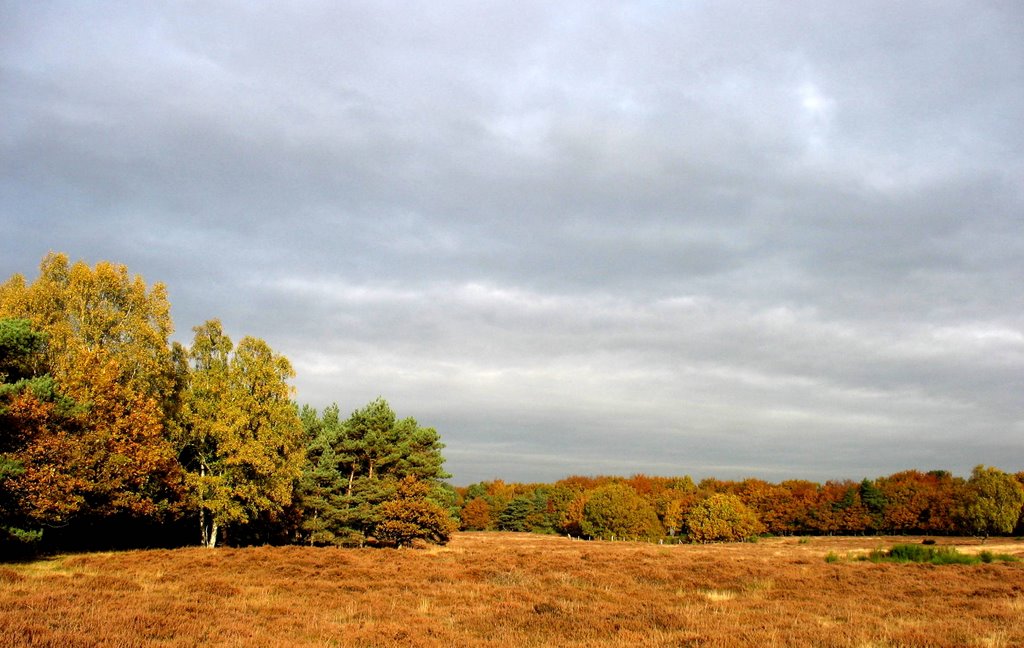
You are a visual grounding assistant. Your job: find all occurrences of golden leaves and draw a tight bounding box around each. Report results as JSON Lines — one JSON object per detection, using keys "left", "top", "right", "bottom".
{"left": 180, "top": 320, "right": 305, "bottom": 531}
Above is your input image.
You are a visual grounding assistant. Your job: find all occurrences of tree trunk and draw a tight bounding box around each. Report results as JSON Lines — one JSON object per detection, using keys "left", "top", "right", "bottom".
{"left": 200, "top": 510, "right": 218, "bottom": 548}
{"left": 200, "top": 508, "right": 207, "bottom": 547}
{"left": 199, "top": 462, "right": 217, "bottom": 548}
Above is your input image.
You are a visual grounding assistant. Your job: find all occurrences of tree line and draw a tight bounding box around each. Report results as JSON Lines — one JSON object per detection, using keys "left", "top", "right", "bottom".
{"left": 3, "top": 254, "right": 1022, "bottom": 556}
{"left": 1, "top": 253, "right": 453, "bottom": 556}
{"left": 453, "top": 468, "right": 1024, "bottom": 543}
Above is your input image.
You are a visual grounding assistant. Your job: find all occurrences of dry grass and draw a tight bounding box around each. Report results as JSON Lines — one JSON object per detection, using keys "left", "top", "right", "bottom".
{"left": 1, "top": 533, "right": 1023, "bottom": 647}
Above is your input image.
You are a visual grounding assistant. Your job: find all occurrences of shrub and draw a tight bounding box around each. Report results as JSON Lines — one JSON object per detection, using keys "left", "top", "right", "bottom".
{"left": 372, "top": 477, "right": 458, "bottom": 547}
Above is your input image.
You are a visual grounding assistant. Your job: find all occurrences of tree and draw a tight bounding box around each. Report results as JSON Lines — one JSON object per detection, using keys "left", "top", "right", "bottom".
{"left": 460, "top": 497, "right": 493, "bottom": 531}
{"left": 0, "top": 257, "right": 185, "bottom": 534}
{"left": 581, "top": 483, "right": 663, "bottom": 540}
{"left": 373, "top": 476, "right": 457, "bottom": 547}
{"left": 654, "top": 478, "right": 700, "bottom": 536}
{"left": 859, "top": 478, "right": 887, "bottom": 532}
{"left": 685, "top": 493, "right": 763, "bottom": 543}
{"left": 809, "top": 481, "right": 870, "bottom": 535}
{"left": 875, "top": 470, "right": 957, "bottom": 534}
{"left": 296, "top": 404, "right": 351, "bottom": 545}
{"left": 957, "top": 465, "right": 1024, "bottom": 541}
{"left": 0, "top": 318, "right": 47, "bottom": 384}
{"left": 178, "top": 320, "right": 305, "bottom": 548}
{"left": 498, "top": 495, "right": 536, "bottom": 532}
{"left": 0, "top": 253, "right": 178, "bottom": 419}
{"left": 1, "top": 316, "right": 181, "bottom": 551}
{"left": 295, "top": 398, "right": 451, "bottom": 546}
{"left": 1, "top": 318, "right": 53, "bottom": 551}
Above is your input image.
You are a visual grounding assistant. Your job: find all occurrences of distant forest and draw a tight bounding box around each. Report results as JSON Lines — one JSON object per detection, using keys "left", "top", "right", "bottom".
{"left": 2, "top": 254, "right": 1022, "bottom": 556}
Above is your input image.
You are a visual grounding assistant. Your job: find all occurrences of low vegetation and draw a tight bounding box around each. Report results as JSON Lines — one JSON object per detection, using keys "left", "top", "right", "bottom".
{"left": 864, "top": 543, "right": 1019, "bottom": 565}
{"left": 2, "top": 533, "right": 1022, "bottom": 647}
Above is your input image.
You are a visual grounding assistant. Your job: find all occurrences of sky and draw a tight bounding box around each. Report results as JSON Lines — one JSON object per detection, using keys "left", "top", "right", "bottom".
{"left": 2, "top": 1, "right": 1022, "bottom": 485}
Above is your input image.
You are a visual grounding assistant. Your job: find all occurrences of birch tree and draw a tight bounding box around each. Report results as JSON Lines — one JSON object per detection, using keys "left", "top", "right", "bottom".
{"left": 180, "top": 320, "right": 305, "bottom": 547}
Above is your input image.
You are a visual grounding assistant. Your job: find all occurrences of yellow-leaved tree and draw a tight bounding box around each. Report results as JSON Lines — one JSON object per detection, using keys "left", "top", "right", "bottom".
{"left": 0, "top": 253, "right": 179, "bottom": 411}
{"left": 179, "top": 320, "right": 305, "bottom": 547}
{"left": 0, "top": 254, "right": 183, "bottom": 527}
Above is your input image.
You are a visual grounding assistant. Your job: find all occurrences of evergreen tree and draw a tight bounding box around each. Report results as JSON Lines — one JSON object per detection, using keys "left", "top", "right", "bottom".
{"left": 498, "top": 496, "right": 536, "bottom": 532}
{"left": 296, "top": 398, "right": 451, "bottom": 546}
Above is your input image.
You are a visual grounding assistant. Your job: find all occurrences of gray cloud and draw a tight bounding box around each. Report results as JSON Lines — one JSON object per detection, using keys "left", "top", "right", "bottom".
{"left": 2, "top": 1, "right": 1022, "bottom": 483}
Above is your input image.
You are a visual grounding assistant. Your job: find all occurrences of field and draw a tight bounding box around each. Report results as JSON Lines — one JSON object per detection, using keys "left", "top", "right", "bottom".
{"left": 1, "top": 533, "right": 1023, "bottom": 647}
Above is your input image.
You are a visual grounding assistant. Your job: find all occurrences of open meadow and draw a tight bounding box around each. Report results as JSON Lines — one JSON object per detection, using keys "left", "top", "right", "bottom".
{"left": 1, "top": 533, "right": 1023, "bottom": 647}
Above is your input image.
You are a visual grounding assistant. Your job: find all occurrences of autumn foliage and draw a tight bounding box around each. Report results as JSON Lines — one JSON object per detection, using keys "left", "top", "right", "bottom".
{"left": 684, "top": 493, "right": 763, "bottom": 543}
{"left": 1, "top": 254, "right": 454, "bottom": 553}
{"left": 2, "top": 253, "right": 1023, "bottom": 556}
{"left": 454, "top": 469, "right": 1024, "bottom": 544}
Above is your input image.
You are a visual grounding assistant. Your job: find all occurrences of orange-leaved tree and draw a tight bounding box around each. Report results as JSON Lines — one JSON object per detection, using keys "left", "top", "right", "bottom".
{"left": 460, "top": 496, "right": 493, "bottom": 530}
{"left": 0, "top": 255, "right": 184, "bottom": 532}
{"left": 374, "top": 475, "right": 457, "bottom": 546}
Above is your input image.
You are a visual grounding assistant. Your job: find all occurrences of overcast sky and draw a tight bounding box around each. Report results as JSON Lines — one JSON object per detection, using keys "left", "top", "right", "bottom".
{"left": 2, "top": 1, "right": 1022, "bottom": 484}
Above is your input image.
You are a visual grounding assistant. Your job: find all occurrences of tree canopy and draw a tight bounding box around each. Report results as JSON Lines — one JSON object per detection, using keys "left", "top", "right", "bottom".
{"left": 297, "top": 398, "right": 451, "bottom": 546}
{"left": 178, "top": 320, "right": 306, "bottom": 548}
{"left": 1, "top": 253, "right": 456, "bottom": 553}
{"left": 3, "top": 253, "right": 1023, "bottom": 553}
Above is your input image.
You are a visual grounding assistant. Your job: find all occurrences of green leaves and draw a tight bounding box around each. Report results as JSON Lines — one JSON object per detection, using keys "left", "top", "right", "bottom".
{"left": 685, "top": 493, "right": 763, "bottom": 543}
{"left": 957, "top": 465, "right": 1024, "bottom": 540}
{"left": 581, "top": 483, "right": 663, "bottom": 540}
{"left": 296, "top": 398, "right": 452, "bottom": 546}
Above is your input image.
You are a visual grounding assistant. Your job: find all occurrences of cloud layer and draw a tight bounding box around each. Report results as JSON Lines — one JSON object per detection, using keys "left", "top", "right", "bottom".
{"left": 3, "top": 1, "right": 1022, "bottom": 483}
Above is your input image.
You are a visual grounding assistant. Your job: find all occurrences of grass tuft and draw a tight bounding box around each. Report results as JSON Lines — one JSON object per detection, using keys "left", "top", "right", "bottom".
{"left": 866, "top": 544, "right": 1018, "bottom": 565}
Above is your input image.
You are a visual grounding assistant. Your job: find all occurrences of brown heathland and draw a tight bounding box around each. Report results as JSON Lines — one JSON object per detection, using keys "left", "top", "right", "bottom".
{"left": 1, "top": 533, "right": 1023, "bottom": 647}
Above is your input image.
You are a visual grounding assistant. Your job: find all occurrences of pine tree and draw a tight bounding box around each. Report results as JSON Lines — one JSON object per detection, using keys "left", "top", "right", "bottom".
{"left": 296, "top": 398, "right": 451, "bottom": 546}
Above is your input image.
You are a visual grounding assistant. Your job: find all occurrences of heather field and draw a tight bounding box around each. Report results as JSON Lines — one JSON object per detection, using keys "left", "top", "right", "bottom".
{"left": 2, "top": 533, "right": 1023, "bottom": 648}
